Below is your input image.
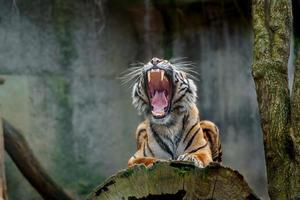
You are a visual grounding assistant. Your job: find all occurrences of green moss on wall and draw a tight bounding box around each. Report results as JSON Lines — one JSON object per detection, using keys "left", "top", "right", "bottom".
{"left": 52, "top": 0, "right": 77, "bottom": 68}
{"left": 45, "top": 76, "right": 107, "bottom": 198}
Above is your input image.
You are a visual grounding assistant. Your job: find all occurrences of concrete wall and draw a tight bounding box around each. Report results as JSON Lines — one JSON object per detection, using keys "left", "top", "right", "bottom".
{"left": 0, "top": 0, "right": 268, "bottom": 199}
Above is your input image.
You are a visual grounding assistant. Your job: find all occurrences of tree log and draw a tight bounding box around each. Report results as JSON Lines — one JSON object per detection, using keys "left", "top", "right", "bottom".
{"left": 2, "top": 118, "right": 75, "bottom": 200}
{"left": 87, "top": 161, "right": 259, "bottom": 200}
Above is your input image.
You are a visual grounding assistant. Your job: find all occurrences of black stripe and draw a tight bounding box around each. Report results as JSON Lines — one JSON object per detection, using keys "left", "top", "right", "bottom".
{"left": 178, "top": 87, "right": 187, "bottom": 93}
{"left": 172, "top": 105, "right": 184, "bottom": 111}
{"left": 143, "top": 142, "right": 146, "bottom": 156}
{"left": 179, "top": 73, "right": 185, "bottom": 81}
{"left": 183, "top": 122, "right": 198, "bottom": 142}
{"left": 134, "top": 90, "right": 139, "bottom": 97}
{"left": 165, "top": 118, "right": 176, "bottom": 127}
{"left": 181, "top": 154, "right": 188, "bottom": 160}
{"left": 151, "top": 125, "right": 174, "bottom": 158}
{"left": 139, "top": 99, "right": 147, "bottom": 107}
{"left": 203, "top": 128, "right": 213, "bottom": 143}
{"left": 186, "top": 79, "right": 192, "bottom": 93}
{"left": 174, "top": 113, "right": 189, "bottom": 148}
{"left": 135, "top": 83, "right": 148, "bottom": 103}
{"left": 135, "top": 90, "right": 147, "bottom": 103}
{"left": 139, "top": 95, "right": 148, "bottom": 103}
{"left": 184, "top": 127, "right": 200, "bottom": 151}
{"left": 185, "top": 113, "right": 190, "bottom": 124}
{"left": 137, "top": 129, "right": 146, "bottom": 140}
{"left": 173, "top": 93, "right": 185, "bottom": 105}
{"left": 214, "top": 125, "right": 219, "bottom": 133}
{"left": 188, "top": 142, "right": 208, "bottom": 153}
{"left": 179, "top": 81, "right": 185, "bottom": 87}
{"left": 214, "top": 151, "right": 222, "bottom": 162}
{"left": 143, "top": 141, "right": 147, "bottom": 157}
{"left": 146, "top": 140, "right": 155, "bottom": 157}
{"left": 136, "top": 129, "right": 146, "bottom": 148}
{"left": 136, "top": 83, "right": 142, "bottom": 95}
{"left": 186, "top": 88, "right": 192, "bottom": 94}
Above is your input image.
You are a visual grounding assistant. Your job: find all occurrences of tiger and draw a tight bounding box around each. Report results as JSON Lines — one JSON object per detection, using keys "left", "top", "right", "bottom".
{"left": 125, "top": 57, "right": 222, "bottom": 168}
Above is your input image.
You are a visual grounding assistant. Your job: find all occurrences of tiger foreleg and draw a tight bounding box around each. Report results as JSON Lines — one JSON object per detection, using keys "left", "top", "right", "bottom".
{"left": 128, "top": 156, "right": 157, "bottom": 167}
{"left": 177, "top": 149, "right": 213, "bottom": 168}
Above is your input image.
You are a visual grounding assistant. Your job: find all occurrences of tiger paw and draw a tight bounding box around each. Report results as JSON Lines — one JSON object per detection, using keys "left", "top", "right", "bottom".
{"left": 177, "top": 154, "right": 204, "bottom": 168}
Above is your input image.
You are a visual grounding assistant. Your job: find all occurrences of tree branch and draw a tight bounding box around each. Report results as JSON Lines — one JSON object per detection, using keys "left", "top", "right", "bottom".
{"left": 2, "top": 119, "right": 75, "bottom": 200}
{"left": 87, "top": 162, "right": 259, "bottom": 200}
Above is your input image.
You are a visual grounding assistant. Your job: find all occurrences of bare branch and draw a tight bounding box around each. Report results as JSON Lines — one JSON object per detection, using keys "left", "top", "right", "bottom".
{"left": 2, "top": 119, "right": 76, "bottom": 200}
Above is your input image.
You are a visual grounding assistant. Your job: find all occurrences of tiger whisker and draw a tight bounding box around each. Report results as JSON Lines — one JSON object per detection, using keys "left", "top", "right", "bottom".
{"left": 170, "top": 57, "right": 189, "bottom": 63}
{"left": 119, "top": 65, "right": 144, "bottom": 86}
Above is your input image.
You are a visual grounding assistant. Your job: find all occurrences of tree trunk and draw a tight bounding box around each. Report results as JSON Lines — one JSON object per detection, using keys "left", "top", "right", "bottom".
{"left": 252, "top": 0, "right": 300, "bottom": 199}
{"left": 0, "top": 119, "right": 8, "bottom": 200}
{"left": 2, "top": 119, "right": 75, "bottom": 200}
{"left": 87, "top": 162, "right": 259, "bottom": 200}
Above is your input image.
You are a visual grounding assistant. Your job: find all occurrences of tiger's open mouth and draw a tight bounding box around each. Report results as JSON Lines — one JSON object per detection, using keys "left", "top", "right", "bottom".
{"left": 146, "top": 69, "right": 172, "bottom": 118}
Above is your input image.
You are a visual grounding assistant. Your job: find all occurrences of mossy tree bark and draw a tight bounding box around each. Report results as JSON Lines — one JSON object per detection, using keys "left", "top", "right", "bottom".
{"left": 252, "top": 0, "right": 300, "bottom": 199}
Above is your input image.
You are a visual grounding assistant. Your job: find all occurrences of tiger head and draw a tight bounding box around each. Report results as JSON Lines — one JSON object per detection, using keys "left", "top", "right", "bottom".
{"left": 124, "top": 57, "right": 197, "bottom": 125}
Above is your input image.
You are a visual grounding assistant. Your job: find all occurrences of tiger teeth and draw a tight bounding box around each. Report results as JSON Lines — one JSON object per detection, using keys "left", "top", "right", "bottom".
{"left": 152, "top": 111, "right": 165, "bottom": 116}
{"left": 148, "top": 69, "right": 165, "bottom": 82}
{"left": 148, "top": 71, "right": 151, "bottom": 82}
{"left": 160, "top": 71, "right": 164, "bottom": 81}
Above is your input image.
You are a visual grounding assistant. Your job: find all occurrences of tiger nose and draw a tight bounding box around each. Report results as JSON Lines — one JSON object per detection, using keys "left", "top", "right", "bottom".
{"left": 150, "top": 57, "right": 162, "bottom": 65}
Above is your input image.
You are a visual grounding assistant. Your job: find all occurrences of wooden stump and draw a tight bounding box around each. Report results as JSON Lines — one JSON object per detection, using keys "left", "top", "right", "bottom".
{"left": 87, "top": 161, "right": 259, "bottom": 200}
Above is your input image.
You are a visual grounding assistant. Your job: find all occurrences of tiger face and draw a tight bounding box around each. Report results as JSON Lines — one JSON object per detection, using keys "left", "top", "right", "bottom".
{"left": 131, "top": 57, "right": 197, "bottom": 125}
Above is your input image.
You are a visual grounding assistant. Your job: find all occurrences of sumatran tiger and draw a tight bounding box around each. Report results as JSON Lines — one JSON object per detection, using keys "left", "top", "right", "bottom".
{"left": 123, "top": 57, "right": 222, "bottom": 168}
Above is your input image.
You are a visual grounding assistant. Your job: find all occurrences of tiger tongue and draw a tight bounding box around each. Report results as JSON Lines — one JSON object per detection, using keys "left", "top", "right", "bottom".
{"left": 151, "top": 91, "right": 168, "bottom": 116}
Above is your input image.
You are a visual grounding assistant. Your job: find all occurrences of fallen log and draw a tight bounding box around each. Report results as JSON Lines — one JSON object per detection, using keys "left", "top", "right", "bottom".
{"left": 87, "top": 161, "right": 259, "bottom": 200}
{"left": 2, "top": 118, "right": 75, "bottom": 200}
